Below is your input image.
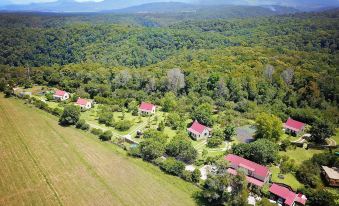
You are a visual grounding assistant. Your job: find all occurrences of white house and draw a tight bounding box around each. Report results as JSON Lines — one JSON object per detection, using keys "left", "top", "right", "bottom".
{"left": 75, "top": 98, "right": 92, "bottom": 110}
{"left": 187, "top": 120, "right": 211, "bottom": 140}
{"left": 53, "top": 90, "right": 70, "bottom": 101}
{"left": 138, "top": 102, "right": 156, "bottom": 115}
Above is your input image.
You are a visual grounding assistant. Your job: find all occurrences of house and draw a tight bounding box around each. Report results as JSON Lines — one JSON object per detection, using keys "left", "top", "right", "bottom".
{"left": 283, "top": 118, "right": 305, "bottom": 136}
{"left": 225, "top": 154, "right": 271, "bottom": 187}
{"left": 269, "top": 183, "right": 307, "bottom": 206}
{"left": 53, "top": 90, "right": 69, "bottom": 101}
{"left": 187, "top": 120, "right": 211, "bottom": 140}
{"left": 321, "top": 166, "right": 339, "bottom": 187}
{"left": 75, "top": 98, "right": 92, "bottom": 110}
{"left": 138, "top": 102, "right": 156, "bottom": 115}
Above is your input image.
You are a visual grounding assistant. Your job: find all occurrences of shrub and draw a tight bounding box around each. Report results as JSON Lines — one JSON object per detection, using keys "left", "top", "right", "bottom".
{"left": 52, "top": 107, "right": 63, "bottom": 117}
{"left": 207, "top": 137, "right": 223, "bottom": 148}
{"left": 98, "top": 109, "right": 114, "bottom": 126}
{"left": 128, "top": 145, "right": 141, "bottom": 157}
{"left": 99, "top": 130, "right": 113, "bottom": 141}
{"left": 160, "top": 157, "right": 185, "bottom": 176}
{"left": 91, "top": 128, "right": 103, "bottom": 136}
{"left": 76, "top": 119, "right": 90, "bottom": 131}
{"left": 115, "top": 120, "right": 132, "bottom": 131}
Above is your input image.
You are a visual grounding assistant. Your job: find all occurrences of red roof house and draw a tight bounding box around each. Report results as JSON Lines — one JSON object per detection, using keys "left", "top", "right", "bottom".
{"left": 53, "top": 90, "right": 69, "bottom": 101}
{"left": 187, "top": 120, "right": 211, "bottom": 140}
{"left": 138, "top": 102, "right": 156, "bottom": 115}
{"left": 75, "top": 98, "right": 92, "bottom": 110}
{"left": 284, "top": 118, "right": 305, "bottom": 135}
{"left": 225, "top": 154, "right": 270, "bottom": 187}
{"left": 269, "top": 183, "right": 307, "bottom": 206}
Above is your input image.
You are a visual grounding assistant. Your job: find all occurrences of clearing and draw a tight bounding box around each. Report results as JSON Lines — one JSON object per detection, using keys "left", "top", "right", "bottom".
{"left": 0, "top": 95, "right": 199, "bottom": 206}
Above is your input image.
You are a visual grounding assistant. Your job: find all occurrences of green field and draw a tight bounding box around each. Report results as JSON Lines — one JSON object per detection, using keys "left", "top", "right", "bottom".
{"left": 279, "top": 147, "right": 323, "bottom": 165}
{"left": 270, "top": 167, "right": 303, "bottom": 190}
{"left": 0, "top": 95, "right": 199, "bottom": 206}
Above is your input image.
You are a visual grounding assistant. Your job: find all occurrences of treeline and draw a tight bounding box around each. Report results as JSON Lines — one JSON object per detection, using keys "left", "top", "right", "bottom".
{"left": 1, "top": 46, "right": 338, "bottom": 127}
{"left": 0, "top": 9, "right": 338, "bottom": 68}
{"left": 171, "top": 9, "right": 339, "bottom": 54}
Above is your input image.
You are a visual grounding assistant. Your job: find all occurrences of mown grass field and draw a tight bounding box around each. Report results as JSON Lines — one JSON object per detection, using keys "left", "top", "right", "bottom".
{"left": 0, "top": 95, "right": 199, "bottom": 206}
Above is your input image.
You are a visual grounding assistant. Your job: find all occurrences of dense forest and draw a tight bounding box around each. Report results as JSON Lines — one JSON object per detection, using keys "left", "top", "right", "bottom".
{"left": 1, "top": 9, "right": 338, "bottom": 127}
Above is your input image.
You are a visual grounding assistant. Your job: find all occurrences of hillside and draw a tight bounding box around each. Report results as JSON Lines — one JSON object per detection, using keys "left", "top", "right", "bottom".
{"left": 0, "top": 95, "right": 199, "bottom": 206}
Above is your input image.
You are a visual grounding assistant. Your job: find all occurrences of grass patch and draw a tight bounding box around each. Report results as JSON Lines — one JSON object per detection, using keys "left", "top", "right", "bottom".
{"left": 279, "top": 147, "right": 323, "bottom": 165}
{"left": 270, "top": 167, "right": 303, "bottom": 190}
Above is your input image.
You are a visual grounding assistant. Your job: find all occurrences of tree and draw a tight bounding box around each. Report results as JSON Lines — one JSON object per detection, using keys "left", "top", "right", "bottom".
{"left": 98, "top": 110, "right": 114, "bottom": 126}
{"left": 191, "top": 169, "right": 201, "bottom": 183}
{"left": 165, "top": 135, "right": 198, "bottom": 163}
{"left": 159, "top": 157, "right": 185, "bottom": 176}
{"left": 191, "top": 103, "right": 214, "bottom": 127}
{"left": 224, "top": 125, "right": 236, "bottom": 141}
{"left": 281, "top": 68, "right": 294, "bottom": 85}
{"left": 162, "top": 92, "right": 177, "bottom": 112}
{"left": 296, "top": 160, "right": 321, "bottom": 188}
{"left": 301, "top": 188, "right": 337, "bottom": 206}
{"left": 99, "top": 130, "right": 113, "bottom": 141}
{"left": 255, "top": 113, "right": 282, "bottom": 141}
{"left": 167, "top": 68, "right": 185, "bottom": 94}
{"left": 309, "top": 120, "right": 335, "bottom": 144}
{"left": 140, "top": 138, "right": 166, "bottom": 161}
{"left": 76, "top": 119, "right": 90, "bottom": 131}
{"left": 59, "top": 105, "right": 80, "bottom": 126}
{"left": 232, "top": 139, "right": 279, "bottom": 165}
{"left": 115, "top": 120, "right": 132, "bottom": 131}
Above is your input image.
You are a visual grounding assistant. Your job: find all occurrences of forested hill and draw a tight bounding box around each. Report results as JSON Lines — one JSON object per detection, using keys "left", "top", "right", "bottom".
{"left": 0, "top": 9, "right": 338, "bottom": 68}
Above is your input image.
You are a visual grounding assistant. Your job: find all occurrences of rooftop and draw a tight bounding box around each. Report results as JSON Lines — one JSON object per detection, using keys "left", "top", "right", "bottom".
{"left": 269, "top": 183, "right": 306, "bottom": 206}
{"left": 322, "top": 166, "right": 339, "bottom": 179}
{"left": 225, "top": 154, "right": 269, "bottom": 178}
{"left": 188, "top": 120, "right": 210, "bottom": 134}
{"left": 284, "top": 118, "right": 305, "bottom": 132}
{"left": 139, "top": 102, "right": 155, "bottom": 111}
{"left": 54, "top": 90, "right": 67, "bottom": 96}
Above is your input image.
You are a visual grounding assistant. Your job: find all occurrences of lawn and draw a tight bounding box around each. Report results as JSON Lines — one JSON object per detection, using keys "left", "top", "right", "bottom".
{"left": 270, "top": 167, "right": 303, "bottom": 190}
{"left": 0, "top": 95, "right": 199, "bottom": 206}
{"left": 279, "top": 147, "right": 324, "bottom": 165}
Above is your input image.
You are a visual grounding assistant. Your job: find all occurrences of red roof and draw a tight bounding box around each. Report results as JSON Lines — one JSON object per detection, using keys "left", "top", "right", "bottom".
{"left": 139, "top": 102, "right": 155, "bottom": 111}
{"left": 225, "top": 154, "right": 269, "bottom": 178}
{"left": 227, "top": 168, "right": 265, "bottom": 187}
{"left": 270, "top": 184, "right": 306, "bottom": 206}
{"left": 188, "top": 120, "right": 210, "bottom": 135}
{"left": 54, "top": 90, "right": 67, "bottom": 96}
{"left": 76, "top": 98, "right": 89, "bottom": 106}
{"left": 284, "top": 118, "right": 305, "bottom": 132}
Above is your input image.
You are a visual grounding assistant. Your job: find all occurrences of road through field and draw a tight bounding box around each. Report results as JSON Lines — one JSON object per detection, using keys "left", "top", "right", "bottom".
{"left": 0, "top": 96, "right": 198, "bottom": 206}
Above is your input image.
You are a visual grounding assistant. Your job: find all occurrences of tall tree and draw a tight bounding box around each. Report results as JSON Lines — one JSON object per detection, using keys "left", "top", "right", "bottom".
{"left": 255, "top": 113, "right": 282, "bottom": 141}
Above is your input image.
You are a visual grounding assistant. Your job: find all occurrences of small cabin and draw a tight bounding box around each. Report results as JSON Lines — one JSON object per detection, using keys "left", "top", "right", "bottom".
{"left": 138, "top": 102, "right": 156, "bottom": 115}
{"left": 187, "top": 120, "right": 211, "bottom": 140}
{"left": 53, "top": 90, "right": 69, "bottom": 101}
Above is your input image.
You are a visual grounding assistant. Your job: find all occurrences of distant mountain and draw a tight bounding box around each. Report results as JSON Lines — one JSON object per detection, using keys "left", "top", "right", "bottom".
{"left": 193, "top": 0, "right": 339, "bottom": 11}
{"left": 110, "top": 2, "right": 197, "bottom": 14}
{"left": 0, "top": 0, "right": 179, "bottom": 12}
{"left": 2, "top": 0, "right": 337, "bottom": 13}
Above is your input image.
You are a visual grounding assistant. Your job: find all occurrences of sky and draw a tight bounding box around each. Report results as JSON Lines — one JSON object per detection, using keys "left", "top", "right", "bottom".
{"left": 7, "top": 0, "right": 104, "bottom": 5}
{"left": 2, "top": 0, "right": 339, "bottom": 7}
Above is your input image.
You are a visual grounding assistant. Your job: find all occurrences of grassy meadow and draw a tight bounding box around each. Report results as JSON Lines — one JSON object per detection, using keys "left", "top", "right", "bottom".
{"left": 0, "top": 95, "right": 199, "bottom": 206}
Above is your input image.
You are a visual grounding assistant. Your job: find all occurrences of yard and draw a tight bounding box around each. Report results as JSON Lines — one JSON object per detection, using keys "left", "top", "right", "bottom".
{"left": 0, "top": 95, "right": 199, "bottom": 206}
{"left": 270, "top": 167, "right": 303, "bottom": 190}
{"left": 279, "top": 147, "right": 324, "bottom": 165}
